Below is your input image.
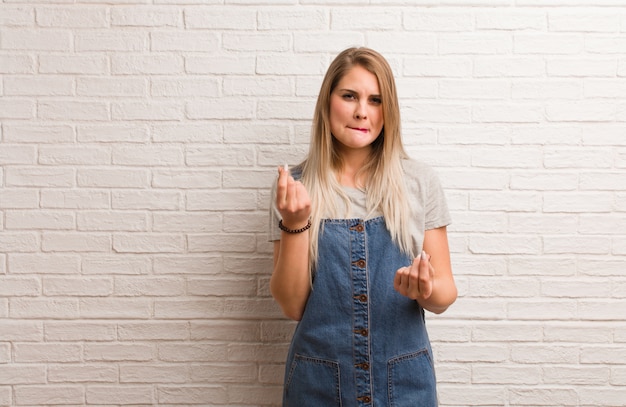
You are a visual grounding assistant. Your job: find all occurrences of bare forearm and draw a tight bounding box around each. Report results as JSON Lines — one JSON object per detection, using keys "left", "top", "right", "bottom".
{"left": 418, "top": 275, "right": 457, "bottom": 314}
{"left": 270, "top": 236, "right": 311, "bottom": 321}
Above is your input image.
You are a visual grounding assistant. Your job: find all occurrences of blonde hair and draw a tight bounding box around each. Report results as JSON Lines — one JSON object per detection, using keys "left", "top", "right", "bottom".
{"left": 300, "top": 47, "right": 413, "bottom": 270}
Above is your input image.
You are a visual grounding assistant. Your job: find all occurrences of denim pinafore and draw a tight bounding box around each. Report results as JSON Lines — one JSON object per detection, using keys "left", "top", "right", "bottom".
{"left": 282, "top": 217, "right": 437, "bottom": 407}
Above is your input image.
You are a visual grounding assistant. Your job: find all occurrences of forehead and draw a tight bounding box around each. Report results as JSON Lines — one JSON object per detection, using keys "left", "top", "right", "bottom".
{"left": 335, "top": 65, "right": 380, "bottom": 93}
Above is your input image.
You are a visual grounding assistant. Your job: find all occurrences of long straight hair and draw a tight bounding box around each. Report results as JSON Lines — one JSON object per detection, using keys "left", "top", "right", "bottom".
{"left": 301, "top": 47, "right": 413, "bottom": 270}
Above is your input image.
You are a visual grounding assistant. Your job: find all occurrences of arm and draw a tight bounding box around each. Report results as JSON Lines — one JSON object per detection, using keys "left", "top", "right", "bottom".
{"left": 394, "top": 226, "right": 457, "bottom": 314}
{"left": 269, "top": 166, "right": 312, "bottom": 321}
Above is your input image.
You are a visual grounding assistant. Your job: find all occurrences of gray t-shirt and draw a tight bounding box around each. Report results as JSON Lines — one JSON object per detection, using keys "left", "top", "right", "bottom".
{"left": 268, "top": 159, "right": 451, "bottom": 255}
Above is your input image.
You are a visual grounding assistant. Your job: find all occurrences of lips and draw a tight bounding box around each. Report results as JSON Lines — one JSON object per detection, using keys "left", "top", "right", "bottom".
{"left": 349, "top": 127, "right": 368, "bottom": 133}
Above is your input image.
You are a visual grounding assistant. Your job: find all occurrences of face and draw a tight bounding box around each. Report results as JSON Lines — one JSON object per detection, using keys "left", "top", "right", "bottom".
{"left": 329, "top": 65, "right": 384, "bottom": 155}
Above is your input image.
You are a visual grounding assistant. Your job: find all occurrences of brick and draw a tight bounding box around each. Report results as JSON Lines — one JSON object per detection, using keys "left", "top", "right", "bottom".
{"left": 186, "top": 55, "right": 255, "bottom": 75}
{"left": 184, "top": 7, "right": 256, "bottom": 29}
{"left": 111, "top": 6, "right": 181, "bottom": 27}
{"left": 14, "top": 386, "right": 84, "bottom": 405}
{"left": 14, "top": 343, "right": 82, "bottom": 363}
{"left": 187, "top": 99, "right": 255, "bottom": 120}
{"left": 158, "top": 343, "right": 227, "bottom": 362}
{"left": 476, "top": 10, "right": 546, "bottom": 30}
{"left": 112, "top": 190, "right": 182, "bottom": 210}
{"left": 0, "top": 365, "right": 45, "bottom": 385}
{"left": 44, "top": 322, "right": 116, "bottom": 341}
{"left": 512, "top": 79, "right": 582, "bottom": 99}
{"left": 152, "top": 170, "right": 220, "bottom": 189}
{"left": 77, "top": 77, "right": 146, "bottom": 96}
{"left": 78, "top": 168, "right": 150, "bottom": 188}
{"left": 256, "top": 54, "right": 327, "bottom": 75}
{"left": 186, "top": 190, "right": 256, "bottom": 211}
{"left": 4, "top": 76, "right": 74, "bottom": 96}
{"left": 112, "top": 55, "right": 183, "bottom": 75}
{"left": 1, "top": 29, "right": 71, "bottom": 51}
{"left": 474, "top": 56, "right": 545, "bottom": 77}
{"left": 78, "top": 124, "right": 150, "bottom": 143}
{"left": 0, "top": 233, "right": 39, "bottom": 252}
{"left": 157, "top": 386, "right": 228, "bottom": 405}
{"left": 440, "top": 33, "right": 512, "bottom": 55}
{"left": 509, "top": 388, "right": 578, "bottom": 406}
{"left": 82, "top": 255, "right": 151, "bottom": 276}
{"left": 473, "top": 365, "right": 542, "bottom": 384}
{"left": 112, "top": 101, "right": 184, "bottom": 121}
{"left": 75, "top": 31, "right": 147, "bottom": 51}
{"left": 186, "top": 146, "right": 254, "bottom": 166}
{"left": 0, "top": 321, "right": 43, "bottom": 341}
{"left": 39, "top": 146, "right": 110, "bottom": 165}
{"left": 547, "top": 58, "right": 617, "bottom": 77}
{"left": 1, "top": 6, "right": 34, "bottom": 27}
{"left": 152, "top": 123, "right": 222, "bottom": 143}
{"left": 154, "top": 299, "right": 224, "bottom": 319}
{"left": 8, "top": 254, "right": 80, "bottom": 275}
{"left": 10, "top": 298, "right": 79, "bottom": 319}
{"left": 223, "top": 33, "right": 290, "bottom": 52}
{"left": 114, "top": 276, "right": 185, "bottom": 296}
{"left": 404, "top": 10, "right": 474, "bottom": 31}
{"left": 118, "top": 322, "right": 189, "bottom": 341}
{"left": 120, "top": 364, "right": 188, "bottom": 383}
{"left": 0, "top": 54, "right": 34, "bottom": 74}
{"left": 152, "top": 212, "right": 221, "bottom": 232}
{"left": 80, "top": 298, "right": 152, "bottom": 319}
{"left": 331, "top": 8, "right": 401, "bottom": 30}
{"left": 258, "top": 9, "right": 327, "bottom": 30}
{"left": 0, "top": 189, "right": 39, "bottom": 209}
{"left": 515, "top": 33, "right": 583, "bottom": 54}
{"left": 112, "top": 146, "right": 184, "bottom": 166}
{"left": 0, "top": 99, "right": 34, "bottom": 119}
{"left": 113, "top": 233, "right": 184, "bottom": 254}
{"left": 187, "top": 233, "right": 257, "bottom": 253}
{"left": 404, "top": 56, "right": 472, "bottom": 77}
{"left": 151, "top": 31, "right": 218, "bottom": 51}
{"left": 189, "top": 363, "right": 257, "bottom": 383}
{"left": 48, "top": 364, "right": 118, "bottom": 383}
{"left": 38, "top": 100, "right": 109, "bottom": 121}
{"left": 223, "top": 76, "right": 291, "bottom": 96}
{"left": 84, "top": 344, "right": 153, "bottom": 362}
{"left": 42, "top": 233, "right": 111, "bottom": 252}
{"left": 41, "top": 189, "right": 110, "bottom": 209}
{"left": 36, "top": 7, "right": 108, "bottom": 27}
{"left": 151, "top": 77, "right": 219, "bottom": 97}
{"left": 86, "top": 386, "right": 154, "bottom": 405}
{"left": 43, "top": 276, "right": 112, "bottom": 296}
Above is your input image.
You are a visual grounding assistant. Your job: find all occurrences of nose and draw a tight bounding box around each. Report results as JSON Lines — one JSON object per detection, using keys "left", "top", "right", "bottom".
{"left": 354, "top": 102, "right": 367, "bottom": 120}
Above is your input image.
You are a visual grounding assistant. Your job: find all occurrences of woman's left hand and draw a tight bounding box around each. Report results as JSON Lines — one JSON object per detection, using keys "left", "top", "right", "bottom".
{"left": 393, "top": 251, "right": 433, "bottom": 300}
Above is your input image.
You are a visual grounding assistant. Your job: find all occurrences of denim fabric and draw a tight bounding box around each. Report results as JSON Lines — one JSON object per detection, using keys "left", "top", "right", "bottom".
{"left": 283, "top": 217, "right": 437, "bottom": 407}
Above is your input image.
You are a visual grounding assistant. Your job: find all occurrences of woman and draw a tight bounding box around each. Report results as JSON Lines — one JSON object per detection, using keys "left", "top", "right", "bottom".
{"left": 269, "top": 47, "right": 457, "bottom": 406}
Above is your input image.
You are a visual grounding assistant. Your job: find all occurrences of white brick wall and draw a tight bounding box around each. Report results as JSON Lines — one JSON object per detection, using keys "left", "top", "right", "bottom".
{"left": 1, "top": 1, "right": 625, "bottom": 406}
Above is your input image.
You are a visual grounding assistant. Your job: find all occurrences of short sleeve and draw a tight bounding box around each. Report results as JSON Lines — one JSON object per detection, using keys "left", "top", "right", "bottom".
{"left": 424, "top": 167, "right": 451, "bottom": 230}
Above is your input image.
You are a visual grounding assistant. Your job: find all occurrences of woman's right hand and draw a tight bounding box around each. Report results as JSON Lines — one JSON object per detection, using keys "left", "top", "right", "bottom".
{"left": 275, "top": 165, "right": 311, "bottom": 230}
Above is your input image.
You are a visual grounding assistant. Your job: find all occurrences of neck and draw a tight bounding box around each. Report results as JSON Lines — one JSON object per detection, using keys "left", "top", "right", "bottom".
{"left": 337, "top": 149, "right": 371, "bottom": 188}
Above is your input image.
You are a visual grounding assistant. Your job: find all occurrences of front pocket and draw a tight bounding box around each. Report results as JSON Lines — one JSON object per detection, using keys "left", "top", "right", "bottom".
{"left": 388, "top": 349, "right": 437, "bottom": 407}
{"left": 285, "top": 354, "right": 341, "bottom": 407}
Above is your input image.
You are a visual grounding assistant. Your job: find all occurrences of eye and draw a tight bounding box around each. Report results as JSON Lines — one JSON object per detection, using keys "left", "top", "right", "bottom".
{"left": 342, "top": 93, "right": 356, "bottom": 100}
{"left": 370, "top": 97, "right": 382, "bottom": 105}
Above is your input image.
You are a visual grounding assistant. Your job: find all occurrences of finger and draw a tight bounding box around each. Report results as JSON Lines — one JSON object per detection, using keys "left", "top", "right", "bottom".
{"left": 408, "top": 257, "right": 421, "bottom": 296}
{"left": 418, "top": 251, "right": 433, "bottom": 298}
{"left": 276, "top": 165, "right": 289, "bottom": 205}
{"left": 394, "top": 267, "right": 408, "bottom": 296}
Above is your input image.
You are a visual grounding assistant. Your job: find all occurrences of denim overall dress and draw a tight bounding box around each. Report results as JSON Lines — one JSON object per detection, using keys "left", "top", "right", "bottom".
{"left": 282, "top": 217, "right": 438, "bottom": 406}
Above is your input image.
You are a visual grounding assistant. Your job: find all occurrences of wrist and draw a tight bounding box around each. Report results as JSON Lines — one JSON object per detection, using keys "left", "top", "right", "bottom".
{"left": 279, "top": 219, "right": 311, "bottom": 234}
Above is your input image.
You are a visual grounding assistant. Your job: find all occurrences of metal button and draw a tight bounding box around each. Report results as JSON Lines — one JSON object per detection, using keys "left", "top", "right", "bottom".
{"left": 354, "top": 328, "right": 368, "bottom": 337}
{"left": 357, "top": 294, "right": 367, "bottom": 302}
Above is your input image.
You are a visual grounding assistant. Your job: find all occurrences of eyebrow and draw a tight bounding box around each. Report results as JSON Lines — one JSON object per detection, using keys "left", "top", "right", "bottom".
{"left": 337, "top": 88, "right": 381, "bottom": 98}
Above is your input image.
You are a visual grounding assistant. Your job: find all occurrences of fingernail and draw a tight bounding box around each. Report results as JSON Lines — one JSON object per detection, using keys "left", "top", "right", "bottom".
{"left": 284, "top": 163, "right": 289, "bottom": 173}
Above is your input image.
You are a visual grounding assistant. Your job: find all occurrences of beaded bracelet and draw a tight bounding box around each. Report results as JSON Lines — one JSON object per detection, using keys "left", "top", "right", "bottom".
{"left": 279, "top": 219, "right": 311, "bottom": 234}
